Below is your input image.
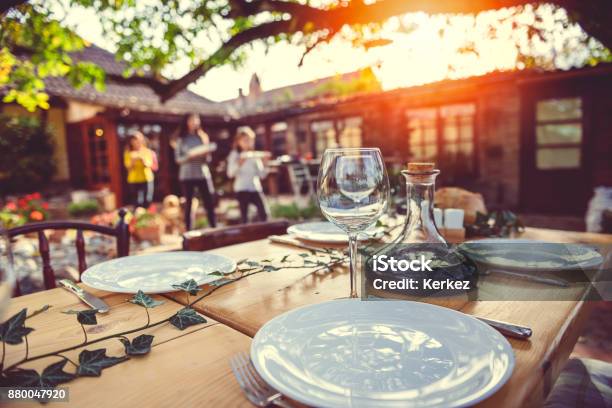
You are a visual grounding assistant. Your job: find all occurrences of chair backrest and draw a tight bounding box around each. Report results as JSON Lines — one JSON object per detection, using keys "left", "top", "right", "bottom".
{"left": 182, "top": 220, "right": 289, "bottom": 252}
{"left": 287, "top": 162, "right": 314, "bottom": 198}
{"left": 8, "top": 208, "right": 130, "bottom": 295}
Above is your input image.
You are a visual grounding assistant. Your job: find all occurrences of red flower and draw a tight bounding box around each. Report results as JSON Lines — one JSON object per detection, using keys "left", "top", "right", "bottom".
{"left": 42, "top": 202, "right": 49, "bottom": 210}
{"left": 32, "top": 192, "right": 41, "bottom": 200}
{"left": 30, "top": 210, "right": 44, "bottom": 221}
{"left": 4, "top": 202, "right": 17, "bottom": 211}
{"left": 18, "top": 198, "right": 27, "bottom": 209}
{"left": 147, "top": 204, "right": 157, "bottom": 214}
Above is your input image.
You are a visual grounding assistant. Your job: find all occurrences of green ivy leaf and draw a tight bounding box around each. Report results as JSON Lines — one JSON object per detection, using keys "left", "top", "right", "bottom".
{"left": 40, "top": 360, "right": 76, "bottom": 386}
{"left": 171, "top": 279, "right": 201, "bottom": 295}
{"left": 280, "top": 255, "right": 290, "bottom": 263}
{"left": 1, "top": 368, "right": 39, "bottom": 387}
{"left": 119, "top": 334, "right": 154, "bottom": 356}
{"left": 0, "top": 309, "right": 34, "bottom": 345}
{"left": 62, "top": 309, "right": 98, "bottom": 325}
{"left": 129, "top": 290, "right": 164, "bottom": 308}
{"left": 169, "top": 308, "right": 206, "bottom": 330}
{"left": 76, "top": 349, "right": 128, "bottom": 377}
{"left": 245, "top": 261, "right": 260, "bottom": 267}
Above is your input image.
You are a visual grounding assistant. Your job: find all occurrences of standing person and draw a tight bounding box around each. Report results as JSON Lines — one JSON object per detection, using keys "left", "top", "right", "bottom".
{"left": 136, "top": 132, "right": 157, "bottom": 206}
{"left": 174, "top": 113, "right": 217, "bottom": 230}
{"left": 123, "top": 132, "right": 154, "bottom": 208}
{"left": 227, "top": 127, "right": 270, "bottom": 224}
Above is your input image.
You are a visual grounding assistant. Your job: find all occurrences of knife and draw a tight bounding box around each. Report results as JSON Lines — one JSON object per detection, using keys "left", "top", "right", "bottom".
{"left": 268, "top": 235, "right": 339, "bottom": 254}
{"left": 475, "top": 316, "right": 533, "bottom": 340}
{"left": 59, "top": 279, "right": 110, "bottom": 313}
{"left": 486, "top": 268, "right": 569, "bottom": 287}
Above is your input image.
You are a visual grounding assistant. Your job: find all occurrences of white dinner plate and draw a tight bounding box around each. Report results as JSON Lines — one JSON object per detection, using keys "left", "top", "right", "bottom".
{"left": 251, "top": 299, "right": 514, "bottom": 408}
{"left": 460, "top": 239, "right": 603, "bottom": 272}
{"left": 81, "top": 252, "right": 236, "bottom": 294}
{"left": 288, "top": 221, "right": 383, "bottom": 244}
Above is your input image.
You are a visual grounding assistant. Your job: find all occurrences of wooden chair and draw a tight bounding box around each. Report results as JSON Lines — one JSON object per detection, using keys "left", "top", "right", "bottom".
{"left": 8, "top": 209, "right": 130, "bottom": 295}
{"left": 182, "top": 220, "right": 289, "bottom": 251}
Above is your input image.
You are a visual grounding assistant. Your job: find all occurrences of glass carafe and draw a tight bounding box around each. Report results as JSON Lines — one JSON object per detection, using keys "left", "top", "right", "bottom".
{"left": 398, "top": 162, "right": 446, "bottom": 244}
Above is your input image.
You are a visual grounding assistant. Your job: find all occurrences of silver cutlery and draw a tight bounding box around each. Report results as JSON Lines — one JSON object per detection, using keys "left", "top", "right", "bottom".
{"left": 475, "top": 316, "right": 532, "bottom": 339}
{"left": 59, "top": 279, "right": 110, "bottom": 313}
{"left": 269, "top": 235, "right": 340, "bottom": 255}
{"left": 230, "top": 352, "right": 292, "bottom": 407}
{"left": 486, "top": 268, "right": 569, "bottom": 287}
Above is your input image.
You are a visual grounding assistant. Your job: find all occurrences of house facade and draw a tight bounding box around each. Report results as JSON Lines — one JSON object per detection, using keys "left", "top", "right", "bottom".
{"left": 2, "top": 44, "right": 611, "bottom": 215}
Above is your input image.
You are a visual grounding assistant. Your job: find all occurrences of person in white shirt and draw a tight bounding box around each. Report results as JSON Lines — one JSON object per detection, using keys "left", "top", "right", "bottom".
{"left": 226, "top": 127, "right": 270, "bottom": 224}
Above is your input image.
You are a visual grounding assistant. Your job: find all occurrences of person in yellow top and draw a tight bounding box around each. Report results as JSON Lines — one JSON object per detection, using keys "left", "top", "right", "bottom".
{"left": 124, "top": 132, "right": 155, "bottom": 208}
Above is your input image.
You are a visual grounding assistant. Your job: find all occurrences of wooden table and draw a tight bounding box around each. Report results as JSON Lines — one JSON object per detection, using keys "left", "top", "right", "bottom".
{"left": 4, "top": 228, "right": 611, "bottom": 407}
{"left": 2, "top": 287, "right": 252, "bottom": 407}
{"left": 165, "top": 228, "right": 612, "bottom": 408}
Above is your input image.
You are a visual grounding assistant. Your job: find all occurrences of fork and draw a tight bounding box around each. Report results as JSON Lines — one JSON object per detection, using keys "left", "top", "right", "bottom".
{"left": 230, "top": 352, "right": 292, "bottom": 407}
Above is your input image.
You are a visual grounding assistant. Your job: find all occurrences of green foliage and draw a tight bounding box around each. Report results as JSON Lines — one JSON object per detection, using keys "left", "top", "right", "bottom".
{"left": 76, "top": 349, "right": 128, "bottom": 377}
{"left": 0, "top": 115, "right": 56, "bottom": 195}
{"left": 0, "top": 309, "right": 33, "bottom": 345}
{"left": 172, "top": 279, "right": 201, "bottom": 296}
{"left": 169, "top": 307, "right": 206, "bottom": 330}
{"left": 308, "top": 68, "right": 381, "bottom": 99}
{"left": 3, "top": 360, "right": 75, "bottom": 387}
{"left": 465, "top": 211, "right": 525, "bottom": 238}
{"left": 119, "top": 334, "right": 154, "bottom": 356}
{"left": 270, "top": 200, "right": 321, "bottom": 221}
{"left": 62, "top": 309, "right": 99, "bottom": 325}
{"left": 1, "top": 3, "right": 105, "bottom": 111}
{"left": 68, "top": 199, "right": 100, "bottom": 217}
{"left": 129, "top": 290, "right": 164, "bottom": 308}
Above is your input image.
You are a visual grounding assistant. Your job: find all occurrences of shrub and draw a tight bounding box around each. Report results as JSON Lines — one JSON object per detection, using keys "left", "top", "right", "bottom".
{"left": 0, "top": 115, "right": 56, "bottom": 194}
{"left": 270, "top": 200, "right": 321, "bottom": 221}
{"left": 68, "top": 199, "right": 100, "bottom": 217}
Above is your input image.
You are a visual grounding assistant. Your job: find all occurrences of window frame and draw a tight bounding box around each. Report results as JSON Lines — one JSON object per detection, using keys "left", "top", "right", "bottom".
{"left": 534, "top": 97, "right": 583, "bottom": 171}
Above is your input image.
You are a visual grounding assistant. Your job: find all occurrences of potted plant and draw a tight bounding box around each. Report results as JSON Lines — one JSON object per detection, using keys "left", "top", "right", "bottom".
{"left": 130, "top": 205, "right": 163, "bottom": 244}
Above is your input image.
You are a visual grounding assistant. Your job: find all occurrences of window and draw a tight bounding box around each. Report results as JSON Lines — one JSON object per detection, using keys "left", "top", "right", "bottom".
{"left": 312, "top": 120, "right": 337, "bottom": 157}
{"left": 406, "top": 103, "right": 476, "bottom": 170}
{"left": 535, "top": 98, "right": 582, "bottom": 170}
{"left": 407, "top": 108, "right": 437, "bottom": 161}
{"left": 339, "top": 117, "right": 363, "bottom": 148}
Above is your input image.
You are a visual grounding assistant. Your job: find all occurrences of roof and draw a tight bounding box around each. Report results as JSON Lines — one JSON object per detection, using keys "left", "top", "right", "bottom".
{"left": 221, "top": 68, "right": 381, "bottom": 117}
{"left": 42, "top": 44, "right": 227, "bottom": 117}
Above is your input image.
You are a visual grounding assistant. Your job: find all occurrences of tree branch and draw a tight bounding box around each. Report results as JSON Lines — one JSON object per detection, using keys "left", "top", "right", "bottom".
{"left": 156, "top": 0, "right": 541, "bottom": 101}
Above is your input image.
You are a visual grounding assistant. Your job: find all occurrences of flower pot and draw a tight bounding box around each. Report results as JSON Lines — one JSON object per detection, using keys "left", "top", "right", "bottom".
{"left": 135, "top": 223, "right": 162, "bottom": 244}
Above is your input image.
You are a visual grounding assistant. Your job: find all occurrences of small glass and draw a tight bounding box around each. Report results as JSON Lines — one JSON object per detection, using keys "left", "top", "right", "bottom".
{"left": 317, "top": 148, "right": 390, "bottom": 298}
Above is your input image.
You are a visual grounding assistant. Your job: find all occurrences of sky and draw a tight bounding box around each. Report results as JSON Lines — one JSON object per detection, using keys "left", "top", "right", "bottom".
{"left": 57, "top": 3, "right": 584, "bottom": 102}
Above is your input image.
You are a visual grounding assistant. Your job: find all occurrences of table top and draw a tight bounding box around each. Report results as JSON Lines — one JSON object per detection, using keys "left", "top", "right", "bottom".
{"left": 4, "top": 227, "right": 610, "bottom": 408}
{"left": 2, "top": 287, "right": 252, "bottom": 408}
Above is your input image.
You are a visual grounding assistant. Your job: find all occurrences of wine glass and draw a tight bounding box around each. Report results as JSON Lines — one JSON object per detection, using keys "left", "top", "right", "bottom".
{"left": 0, "top": 226, "right": 14, "bottom": 320}
{"left": 317, "top": 148, "right": 390, "bottom": 298}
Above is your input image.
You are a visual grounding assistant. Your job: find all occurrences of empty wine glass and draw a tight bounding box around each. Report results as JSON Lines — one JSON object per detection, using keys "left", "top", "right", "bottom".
{"left": 317, "top": 148, "right": 390, "bottom": 298}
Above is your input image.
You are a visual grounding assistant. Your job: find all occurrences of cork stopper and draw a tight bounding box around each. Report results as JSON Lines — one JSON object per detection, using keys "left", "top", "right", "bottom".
{"left": 407, "top": 162, "right": 435, "bottom": 172}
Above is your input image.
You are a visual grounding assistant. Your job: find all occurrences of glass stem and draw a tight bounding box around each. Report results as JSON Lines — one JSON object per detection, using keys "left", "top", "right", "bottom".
{"left": 348, "top": 233, "right": 359, "bottom": 298}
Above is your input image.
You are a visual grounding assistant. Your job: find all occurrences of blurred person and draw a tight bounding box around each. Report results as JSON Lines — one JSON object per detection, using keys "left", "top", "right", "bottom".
{"left": 136, "top": 132, "right": 158, "bottom": 206}
{"left": 174, "top": 113, "right": 217, "bottom": 230}
{"left": 227, "top": 127, "right": 270, "bottom": 224}
{"left": 123, "top": 132, "right": 154, "bottom": 208}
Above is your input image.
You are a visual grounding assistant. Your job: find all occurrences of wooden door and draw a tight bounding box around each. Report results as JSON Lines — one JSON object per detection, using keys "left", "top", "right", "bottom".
{"left": 520, "top": 92, "right": 591, "bottom": 215}
{"left": 80, "top": 117, "right": 123, "bottom": 203}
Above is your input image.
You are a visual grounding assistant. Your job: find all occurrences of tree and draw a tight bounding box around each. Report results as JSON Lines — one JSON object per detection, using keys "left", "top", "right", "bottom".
{"left": 0, "top": 114, "right": 56, "bottom": 193}
{"left": 1, "top": 0, "right": 611, "bottom": 111}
